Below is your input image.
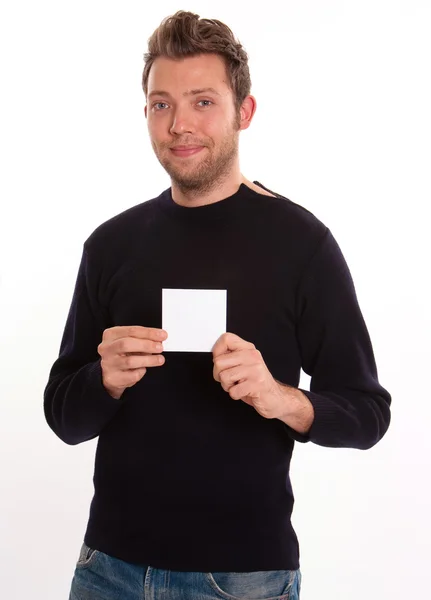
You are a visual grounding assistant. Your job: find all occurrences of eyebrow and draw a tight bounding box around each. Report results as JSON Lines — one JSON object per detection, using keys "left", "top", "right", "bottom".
{"left": 148, "top": 87, "right": 222, "bottom": 99}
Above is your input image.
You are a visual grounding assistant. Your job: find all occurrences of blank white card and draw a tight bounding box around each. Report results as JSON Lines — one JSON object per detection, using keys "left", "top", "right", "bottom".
{"left": 162, "top": 288, "right": 227, "bottom": 352}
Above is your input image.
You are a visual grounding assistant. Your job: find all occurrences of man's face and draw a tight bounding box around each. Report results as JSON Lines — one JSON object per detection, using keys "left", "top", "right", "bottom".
{"left": 145, "top": 53, "right": 242, "bottom": 193}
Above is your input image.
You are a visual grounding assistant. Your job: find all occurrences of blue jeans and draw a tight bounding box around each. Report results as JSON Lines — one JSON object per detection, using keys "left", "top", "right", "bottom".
{"left": 69, "top": 542, "right": 301, "bottom": 600}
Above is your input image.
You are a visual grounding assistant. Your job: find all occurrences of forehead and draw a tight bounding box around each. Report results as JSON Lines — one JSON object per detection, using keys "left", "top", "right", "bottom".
{"left": 147, "top": 53, "right": 231, "bottom": 97}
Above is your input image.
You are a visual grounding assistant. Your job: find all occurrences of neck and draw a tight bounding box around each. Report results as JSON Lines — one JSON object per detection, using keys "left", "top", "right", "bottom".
{"left": 171, "top": 174, "right": 277, "bottom": 207}
{"left": 170, "top": 163, "right": 252, "bottom": 208}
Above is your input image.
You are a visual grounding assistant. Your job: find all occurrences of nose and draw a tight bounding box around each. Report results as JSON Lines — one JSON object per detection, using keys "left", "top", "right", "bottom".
{"left": 169, "top": 107, "right": 195, "bottom": 136}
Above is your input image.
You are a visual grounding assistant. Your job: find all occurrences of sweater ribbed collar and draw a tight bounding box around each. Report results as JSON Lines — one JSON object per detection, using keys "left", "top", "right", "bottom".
{"left": 158, "top": 182, "right": 259, "bottom": 223}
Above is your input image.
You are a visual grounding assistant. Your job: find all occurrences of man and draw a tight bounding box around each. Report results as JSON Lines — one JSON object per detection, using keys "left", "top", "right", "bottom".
{"left": 44, "top": 10, "right": 391, "bottom": 600}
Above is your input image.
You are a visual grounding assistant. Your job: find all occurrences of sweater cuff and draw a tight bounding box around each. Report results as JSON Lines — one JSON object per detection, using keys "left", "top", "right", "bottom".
{"left": 84, "top": 359, "right": 125, "bottom": 405}
{"left": 296, "top": 388, "right": 352, "bottom": 447}
{"left": 283, "top": 425, "right": 311, "bottom": 443}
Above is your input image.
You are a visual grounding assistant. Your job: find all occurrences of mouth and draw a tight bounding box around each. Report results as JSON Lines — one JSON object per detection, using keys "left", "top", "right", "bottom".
{"left": 170, "top": 146, "right": 205, "bottom": 158}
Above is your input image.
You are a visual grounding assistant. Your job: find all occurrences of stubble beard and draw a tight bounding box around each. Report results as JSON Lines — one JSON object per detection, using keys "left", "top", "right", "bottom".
{"left": 153, "top": 116, "right": 241, "bottom": 196}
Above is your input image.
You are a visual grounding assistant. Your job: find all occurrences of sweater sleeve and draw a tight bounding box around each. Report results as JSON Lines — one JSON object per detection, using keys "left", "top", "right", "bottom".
{"left": 43, "top": 245, "right": 125, "bottom": 445}
{"left": 286, "top": 228, "right": 391, "bottom": 449}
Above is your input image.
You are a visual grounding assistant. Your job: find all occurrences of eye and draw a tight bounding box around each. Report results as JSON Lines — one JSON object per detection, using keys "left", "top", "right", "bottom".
{"left": 197, "top": 100, "right": 213, "bottom": 108}
{"left": 153, "top": 102, "right": 169, "bottom": 111}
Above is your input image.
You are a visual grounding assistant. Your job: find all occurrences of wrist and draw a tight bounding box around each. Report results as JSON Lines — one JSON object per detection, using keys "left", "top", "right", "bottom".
{"left": 102, "top": 380, "right": 124, "bottom": 400}
{"left": 274, "top": 381, "right": 314, "bottom": 434}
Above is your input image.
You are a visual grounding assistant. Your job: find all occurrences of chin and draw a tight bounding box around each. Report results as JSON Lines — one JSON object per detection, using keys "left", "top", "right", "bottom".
{"left": 172, "top": 176, "right": 204, "bottom": 190}
{"left": 165, "top": 164, "right": 207, "bottom": 184}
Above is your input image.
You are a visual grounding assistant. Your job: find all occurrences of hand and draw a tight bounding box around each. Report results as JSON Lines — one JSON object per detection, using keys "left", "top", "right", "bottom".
{"left": 212, "top": 332, "right": 284, "bottom": 419}
{"left": 98, "top": 326, "right": 168, "bottom": 399}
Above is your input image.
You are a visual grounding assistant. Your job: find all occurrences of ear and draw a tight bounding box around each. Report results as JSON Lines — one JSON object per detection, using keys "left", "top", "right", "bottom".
{"left": 238, "top": 95, "right": 257, "bottom": 132}
{"left": 144, "top": 105, "right": 148, "bottom": 119}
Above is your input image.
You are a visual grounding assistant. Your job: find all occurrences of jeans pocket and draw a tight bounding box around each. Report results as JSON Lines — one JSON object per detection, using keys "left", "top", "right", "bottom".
{"left": 207, "top": 569, "right": 299, "bottom": 600}
{"left": 76, "top": 541, "right": 100, "bottom": 568}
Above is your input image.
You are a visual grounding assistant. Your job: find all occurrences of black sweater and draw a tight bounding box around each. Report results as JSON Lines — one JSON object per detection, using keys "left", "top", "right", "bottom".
{"left": 44, "top": 182, "right": 391, "bottom": 572}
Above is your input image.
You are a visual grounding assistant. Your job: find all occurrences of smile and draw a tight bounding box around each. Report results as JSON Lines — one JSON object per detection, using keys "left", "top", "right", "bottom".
{"left": 170, "top": 146, "right": 204, "bottom": 158}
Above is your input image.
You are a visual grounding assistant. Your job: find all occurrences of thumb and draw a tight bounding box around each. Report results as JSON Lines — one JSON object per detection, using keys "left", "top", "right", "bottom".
{"left": 212, "top": 332, "right": 254, "bottom": 357}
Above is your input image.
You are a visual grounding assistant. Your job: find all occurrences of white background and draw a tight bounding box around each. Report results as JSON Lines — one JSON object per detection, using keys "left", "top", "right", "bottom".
{"left": 1, "top": 1, "right": 430, "bottom": 598}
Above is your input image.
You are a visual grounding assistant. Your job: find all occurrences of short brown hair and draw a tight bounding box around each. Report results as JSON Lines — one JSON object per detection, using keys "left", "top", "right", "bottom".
{"left": 142, "top": 10, "right": 251, "bottom": 115}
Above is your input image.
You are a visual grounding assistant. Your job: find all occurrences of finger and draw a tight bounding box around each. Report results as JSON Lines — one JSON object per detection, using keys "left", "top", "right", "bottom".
{"left": 104, "top": 367, "right": 148, "bottom": 389}
{"left": 98, "top": 338, "right": 164, "bottom": 360}
{"left": 220, "top": 377, "right": 246, "bottom": 393}
{"left": 218, "top": 365, "right": 250, "bottom": 390}
{"left": 213, "top": 348, "right": 261, "bottom": 382}
{"left": 113, "top": 337, "right": 165, "bottom": 356}
{"left": 113, "top": 353, "right": 165, "bottom": 371}
{"left": 103, "top": 326, "right": 168, "bottom": 343}
{"left": 213, "top": 352, "right": 242, "bottom": 382}
{"left": 229, "top": 380, "right": 255, "bottom": 401}
{"left": 212, "top": 332, "right": 255, "bottom": 357}
{"left": 214, "top": 348, "right": 258, "bottom": 370}
{"left": 213, "top": 358, "right": 245, "bottom": 384}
